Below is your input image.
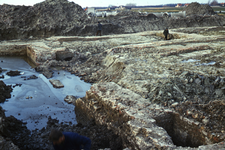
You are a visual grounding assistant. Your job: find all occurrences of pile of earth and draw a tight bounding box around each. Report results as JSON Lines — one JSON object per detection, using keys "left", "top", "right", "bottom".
{"left": 183, "top": 2, "right": 216, "bottom": 16}
{"left": 0, "top": 0, "right": 91, "bottom": 40}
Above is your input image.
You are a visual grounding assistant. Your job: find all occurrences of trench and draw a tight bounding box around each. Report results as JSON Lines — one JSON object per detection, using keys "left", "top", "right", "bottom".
{"left": 154, "top": 112, "right": 206, "bottom": 148}
{"left": 0, "top": 56, "right": 91, "bottom": 130}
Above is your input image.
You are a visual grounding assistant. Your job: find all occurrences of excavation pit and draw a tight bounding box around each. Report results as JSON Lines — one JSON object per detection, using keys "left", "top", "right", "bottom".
{"left": 0, "top": 56, "right": 91, "bottom": 130}
{"left": 0, "top": 44, "right": 38, "bottom": 66}
{"left": 154, "top": 112, "right": 211, "bottom": 148}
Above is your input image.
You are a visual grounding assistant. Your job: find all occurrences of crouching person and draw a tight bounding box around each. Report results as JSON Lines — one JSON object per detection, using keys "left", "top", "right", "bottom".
{"left": 163, "top": 28, "right": 169, "bottom": 40}
{"left": 49, "top": 129, "right": 91, "bottom": 150}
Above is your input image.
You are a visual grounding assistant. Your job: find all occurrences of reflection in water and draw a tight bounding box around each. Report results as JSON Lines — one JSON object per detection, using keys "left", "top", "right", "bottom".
{"left": 182, "top": 59, "right": 200, "bottom": 63}
{"left": 75, "top": 85, "right": 84, "bottom": 92}
{"left": 182, "top": 59, "right": 216, "bottom": 66}
{"left": 0, "top": 56, "right": 91, "bottom": 130}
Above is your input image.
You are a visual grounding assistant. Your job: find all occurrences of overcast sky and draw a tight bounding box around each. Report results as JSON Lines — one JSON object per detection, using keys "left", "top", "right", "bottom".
{"left": 0, "top": 0, "right": 224, "bottom": 7}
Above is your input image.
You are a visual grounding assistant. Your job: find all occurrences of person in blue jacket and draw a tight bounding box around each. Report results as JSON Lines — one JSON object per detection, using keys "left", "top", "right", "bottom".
{"left": 49, "top": 129, "right": 91, "bottom": 150}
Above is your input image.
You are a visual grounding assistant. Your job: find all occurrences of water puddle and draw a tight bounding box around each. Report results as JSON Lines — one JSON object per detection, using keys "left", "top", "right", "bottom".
{"left": 196, "top": 61, "right": 216, "bottom": 66}
{"left": 182, "top": 59, "right": 200, "bottom": 63}
{"left": 0, "top": 56, "right": 91, "bottom": 130}
{"left": 182, "top": 59, "right": 216, "bottom": 66}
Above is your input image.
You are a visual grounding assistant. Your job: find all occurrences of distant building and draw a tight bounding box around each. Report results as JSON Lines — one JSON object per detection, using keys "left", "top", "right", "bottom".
{"left": 86, "top": 7, "right": 95, "bottom": 14}
{"left": 115, "top": 6, "right": 125, "bottom": 10}
{"left": 184, "top": 4, "right": 189, "bottom": 7}
{"left": 221, "top": 3, "right": 225, "bottom": 6}
{"left": 175, "top": 4, "right": 182, "bottom": 7}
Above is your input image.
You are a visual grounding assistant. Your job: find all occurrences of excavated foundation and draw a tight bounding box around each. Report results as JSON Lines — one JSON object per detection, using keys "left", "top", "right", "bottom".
{"left": 1, "top": 27, "right": 225, "bottom": 149}
{"left": 75, "top": 82, "right": 217, "bottom": 149}
{"left": 0, "top": 45, "right": 37, "bottom": 67}
{"left": 155, "top": 113, "right": 206, "bottom": 147}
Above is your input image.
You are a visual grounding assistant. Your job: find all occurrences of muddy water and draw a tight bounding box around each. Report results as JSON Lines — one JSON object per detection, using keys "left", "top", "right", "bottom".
{"left": 0, "top": 56, "right": 91, "bottom": 130}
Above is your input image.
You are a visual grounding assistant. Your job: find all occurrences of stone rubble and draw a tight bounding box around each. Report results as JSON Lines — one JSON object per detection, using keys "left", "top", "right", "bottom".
{"left": 64, "top": 95, "right": 78, "bottom": 104}
{"left": 49, "top": 79, "right": 64, "bottom": 88}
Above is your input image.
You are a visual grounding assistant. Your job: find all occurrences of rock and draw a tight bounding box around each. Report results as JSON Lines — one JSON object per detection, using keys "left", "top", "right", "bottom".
{"left": 55, "top": 48, "right": 74, "bottom": 61}
{"left": 0, "top": 136, "right": 20, "bottom": 150}
{"left": 27, "top": 75, "right": 38, "bottom": 80}
{"left": 64, "top": 95, "right": 78, "bottom": 104}
{"left": 215, "top": 89, "right": 223, "bottom": 97}
{"left": 202, "top": 117, "right": 209, "bottom": 125}
{"left": 43, "top": 70, "right": 53, "bottom": 79}
{"left": 49, "top": 79, "right": 64, "bottom": 88}
{"left": 214, "top": 77, "right": 220, "bottom": 85}
{"left": 171, "top": 102, "right": 179, "bottom": 107}
{"left": 6, "top": 70, "right": 21, "bottom": 76}
{"left": 0, "top": 81, "right": 12, "bottom": 103}
{"left": 192, "top": 113, "right": 199, "bottom": 119}
{"left": 195, "top": 78, "right": 201, "bottom": 84}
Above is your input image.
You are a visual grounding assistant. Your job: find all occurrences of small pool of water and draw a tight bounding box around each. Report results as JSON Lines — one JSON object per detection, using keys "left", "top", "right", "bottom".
{"left": 182, "top": 59, "right": 200, "bottom": 63}
{"left": 182, "top": 59, "right": 216, "bottom": 66}
{"left": 0, "top": 56, "right": 91, "bottom": 130}
{"left": 197, "top": 61, "right": 216, "bottom": 66}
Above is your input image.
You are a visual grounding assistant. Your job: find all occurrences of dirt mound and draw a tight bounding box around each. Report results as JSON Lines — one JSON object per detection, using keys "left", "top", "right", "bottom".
{"left": 31, "top": 0, "right": 88, "bottom": 27}
{"left": 183, "top": 2, "right": 215, "bottom": 16}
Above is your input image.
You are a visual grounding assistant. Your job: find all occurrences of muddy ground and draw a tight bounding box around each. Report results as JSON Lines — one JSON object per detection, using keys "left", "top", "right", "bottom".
{"left": 0, "top": 25, "right": 225, "bottom": 149}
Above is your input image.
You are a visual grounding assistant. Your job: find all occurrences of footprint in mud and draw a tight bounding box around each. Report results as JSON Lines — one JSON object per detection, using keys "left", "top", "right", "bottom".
{"left": 75, "top": 85, "right": 83, "bottom": 92}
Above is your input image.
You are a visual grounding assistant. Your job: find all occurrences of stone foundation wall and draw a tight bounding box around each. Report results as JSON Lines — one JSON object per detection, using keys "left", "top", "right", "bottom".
{"left": 0, "top": 45, "right": 27, "bottom": 56}
{"left": 75, "top": 82, "right": 175, "bottom": 149}
{"left": 75, "top": 82, "right": 225, "bottom": 150}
